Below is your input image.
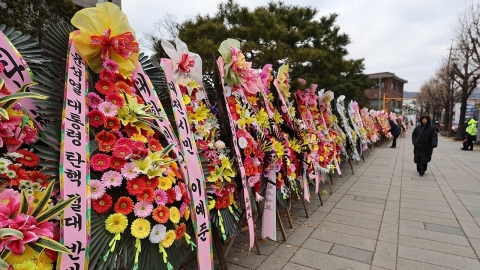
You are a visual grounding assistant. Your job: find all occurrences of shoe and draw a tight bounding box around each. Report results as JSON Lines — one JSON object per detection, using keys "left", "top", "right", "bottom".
{"left": 419, "top": 171, "right": 424, "bottom": 176}
{"left": 461, "top": 148, "right": 467, "bottom": 150}
{"left": 390, "top": 146, "right": 396, "bottom": 148}
{"left": 469, "top": 149, "right": 473, "bottom": 151}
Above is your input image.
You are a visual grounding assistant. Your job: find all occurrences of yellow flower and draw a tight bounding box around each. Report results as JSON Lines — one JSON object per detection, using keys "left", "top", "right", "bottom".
{"left": 12, "top": 261, "right": 36, "bottom": 270}
{"left": 35, "top": 253, "right": 54, "bottom": 270}
{"left": 71, "top": 2, "right": 139, "bottom": 76}
{"left": 277, "top": 63, "right": 291, "bottom": 98}
{"left": 169, "top": 207, "right": 181, "bottom": 224}
{"left": 5, "top": 246, "right": 37, "bottom": 265}
{"left": 273, "top": 111, "right": 283, "bottom": 124}
{"left": 133, "top": 158, "right": 152, "bottom": 174}
{"left": 222, "top": 168, "right": 235, "bottom": 182}
{"left": 273, "top": 140, "right": 285, "bottom": 157}
{"left": 256, "top": 108, "right": 269, "bottom": 128}
{"left": 207, "top": 165, "right": 223, "bottom": 183}
{"left": 184, "top": 206, "right": 190, "bottom": 220}
{"left": 158, "top": 177, "right": 173, "bottom": 190}
{"left": 117, "top": 106, "right": 137, "bottom": 126}
{"left": 207, "top": 196, "right": 215, "bottom": 210}
{"left": 105, "top": 213, "right": 128, "bottom": 234}
{"left": 220, "top": 156, "right": 232, "bottom": 170}
{"left": 6, "top": 108, "right": 23, "bottom": 117}
{"left": 237, "top": 108, "right": 255, "bottom": 128}
{"left": 131, "top": 133, "right": 147, "bottom": 143}
{"left": 131, "top": 218, "right": 150, "bottom": 239}
{"left": 289, "top": 138, "right": 301, "bottom": 153}
{"left": 161, "top": 230, "right": 176, "bottom": 248}
{"left": 183, "top": 94, "right": 191, "bottom": 105}
{"left": 247, "top": 95, "right": 259, "bottom": 104}
{"left": 191, "top": 103, "right": 209, "bottom": 123}
{"left": 31, "top": 189, "right": 48, "bottom": 212}
{"left": 267, "top": 93, "right": 274, "bottom": 101}
{"left": 147, "top": 168, "right": 165, "bottom": 179}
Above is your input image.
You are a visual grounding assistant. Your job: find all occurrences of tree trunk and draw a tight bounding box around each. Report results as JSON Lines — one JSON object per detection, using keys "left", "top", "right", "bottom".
{"left": 456, "top": 92, "right": 469, "bottom": 140}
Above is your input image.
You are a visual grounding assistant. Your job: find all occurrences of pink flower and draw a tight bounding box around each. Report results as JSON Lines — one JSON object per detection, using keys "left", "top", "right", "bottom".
{"left": 179, "top": 202, "right": 187, "bottom": 216}
{"left": 154, "top": 189, "right": 168, "bottom": 206}
{"left": 87, "top": 92, "right": 104, "bottom": 109}
{"left": 121, "top": 162, "right": 139, "bottom": 180}
{"left": 98, "top": 101, "right": 118, "bottom": 117}
{"left": 178, "top": 53, "right": 195, "bottom": 73}
{"left": 248, "top": 175, "right": 260, "bottom": 187}
{"left": 90, "top": 180, "right": 106, "bottom": 200}
{"left": 174, "top": 185, "right": 182, "bottom": 201}
{"left": 133, "top": 201, "right": 153, "bottom": 218}
{"left": 103, "top": 59, "right": 119, "bottom": 73}
{"left": 101, "top": 170, "right": 123, "bottom": 188}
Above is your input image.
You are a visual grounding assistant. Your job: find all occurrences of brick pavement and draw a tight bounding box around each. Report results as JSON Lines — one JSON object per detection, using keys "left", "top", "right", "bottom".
{"left": 225, "top": 130, "right": 480, "bottom": 270}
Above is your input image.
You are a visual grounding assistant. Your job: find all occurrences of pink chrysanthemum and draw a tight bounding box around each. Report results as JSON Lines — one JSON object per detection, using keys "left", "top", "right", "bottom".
{"left": 87, "top": 92, "right": 104, "bottom": 109}
{"left": 101, "top": 170, "right": 123, "bottom": 188}
{"left": 121, "top": 162, "right": 139, "bottom": 180}
{"left": 133, "top": 201, "right": 154, "bottom": 218}
{"left": 98, "top": 101, "right": 118, "bottom": 117}
{"left": 90, "top": 179, "right": 106, "bottom": 199}
{"left": 174, "top": 185, "right": 182, "bottom": 201}
{"left": 154, "top": 189, "right": 168, "bottom": 206}
{"left": 179, "top": 202, "right": 187, "bottom": 216}
{"left": 113, "top": 145, "right": 132, "bottom": 160}
{"left": 103, "top": 59, "right": 119, "bottom": 73}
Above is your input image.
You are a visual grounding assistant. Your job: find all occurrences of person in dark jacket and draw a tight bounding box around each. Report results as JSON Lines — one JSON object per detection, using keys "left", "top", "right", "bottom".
{"left": 412, "top": 115, "right": 438, "bottom": 176}
{"left": 388, "top": 119, "right": 401, "bottom": 148}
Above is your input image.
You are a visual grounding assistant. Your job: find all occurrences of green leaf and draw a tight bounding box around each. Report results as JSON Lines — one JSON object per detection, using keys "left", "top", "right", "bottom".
{"left": 28, "top": 242, "right": 45, "bottom": 253}
{"left": 0, "top": 228, "right": 23, "bottom": 240}
{"left": 32, "top": 181, "right": 55, "bottom": 218}
{"left": 0, "top": 108, "right": 9, "bottom": 120}
{"left": 18, "top": 190, "right": 29, "bottom": 215}
{"left": 159, "top": 143, "right": 175, "bottom": 158}
{"left": 35, "top": 235, "right": 73, "bottom": 254}
{"left": 36, "top": 195, "right": 79, "bottom": 224}
{"left": 0, "top": 259, "right": 9, "bottom": 270}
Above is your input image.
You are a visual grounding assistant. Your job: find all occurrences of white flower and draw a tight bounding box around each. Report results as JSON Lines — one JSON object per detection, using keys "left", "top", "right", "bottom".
{"left": 214, "top": 140, "right": 226, "bottom": 150}
{"left": 238, "top": 137, "right": 248, "bottom": 149}
{"left": 224, "top": 86, "right": 232, "bottom": 97}
{"left": 196, "top": 90, "right": 207, "bottom": 101}
{"left": 149, "top": 224, "right": 167, "bottom": 244}
{"left": 0, "top": 158, "right": 12, "bottom": 167}
{"left": 161, "top": 38, "right": 202, "bottom": 85}
{"left": 255, "top": 192, "right": 264, "bottom": 202}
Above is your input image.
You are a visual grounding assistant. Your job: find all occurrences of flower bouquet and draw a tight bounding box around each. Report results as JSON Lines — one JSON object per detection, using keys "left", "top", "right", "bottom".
{"left": 335, "top": 96, "right": 360, "bottom": 161}
{"left": 360, "top": 108, "right": 379, "bottom": 143}
{"left": 348, "top": 101, "right": 368, "bottom": 151}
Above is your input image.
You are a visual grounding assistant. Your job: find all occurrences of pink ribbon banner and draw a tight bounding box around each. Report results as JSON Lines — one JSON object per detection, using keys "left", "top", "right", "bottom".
{"left": 216, "top": 57, "right": 255, "bottom": 250}
{"left": 132, "top": 61, "right": 187, "bottom": 179}
{"left": 160, "top": 58, "right": 213, "bottom": 270}
{"left": 0, "top": 31, "right": 48, "bottom": 129}
{"left": 58, "top": 35, "right": 90, "bottom": 270}
{"left": 262, "top": 169, "right": 277, "bottom": 241}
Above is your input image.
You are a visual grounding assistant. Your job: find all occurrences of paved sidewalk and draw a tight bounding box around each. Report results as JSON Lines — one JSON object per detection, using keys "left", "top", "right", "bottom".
{"left": 225, "top": 130, "right": 480, "bottom": 270}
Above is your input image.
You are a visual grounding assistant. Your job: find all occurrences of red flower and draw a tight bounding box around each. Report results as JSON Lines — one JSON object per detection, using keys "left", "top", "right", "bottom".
{"left": 106, "top": 93, "right": 125, "bottom": 107}
{"left": 113, "top": 145, "right": 132, "bottom": 160}
{"left": 28, "top": 171, "right": 49, "bottom": 187}
{"left": 95, "top": 79, "right": 115, "bottom": 96}
{"left": 15, "top": 150, "right": 40, "bottom": 167}
{"left": 126, "top": 177, "right": 146, "bottom": 195}
{"left": 110, "top": 156, "right": 126, "bottom": 171}
{"left": 88, "top": 110, "right": 106, "bottom": 128}
{"left": 132, "top": 141, "right": 147, "bottom": 156}
{"left": 92, "top": 194, "right": 113, "bottom": 213}
{"left": 95, "top": 130, "right": 116, "bottom": 145}
{"left": 114, "top": 196, "right": 134, "bottom": 215}
{"left": 114, "top": 82, "right": 132, "bottom": 95}
{"left": 104, "top": 117, "right": 121, "bottom": 131}
{"left": 144, "top": 177, "right": 159, "bottom": 189}
{"left": 6, "top": 164, "right": 28, "bottom": 186}
{"left": 116, "top": 138, "right": 134, "bottom": 148}
{"left": 166, "top": 188, "right": 176, "bottom": 204}
{"left": 148, "top": 138, "right": 162, "bottom": 152}
{"left": 90, "top": 153, "right": 110, "bottom": 172}
{"left": 215, "top": 196, "right": 230, "bottom": 210}
{"left": 196, "top": 140, "right": 208, "bottom": 151}
{"left": 136, "top": 188, "right": 155, "bottom": 202}
{"left": 124, "top": 124, "right": 138, "bottom": 136}
{"left": 175, "top": 223, "right": 186, "bottom": 240}
{"left": 98, "top": 142, "right": 114, "bottom": 152}
{"left": 152, "top": 206, "right": 169, "bottom": 223}
{"left": 100, "top": 69, "right": 115, "bottom": 81}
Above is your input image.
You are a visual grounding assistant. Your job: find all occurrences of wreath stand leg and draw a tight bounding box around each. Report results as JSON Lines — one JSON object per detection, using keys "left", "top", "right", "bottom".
{"left": 346, "top": 149, "right": 355, "bottom": 175}
{"left": 301, "top": 196, "right": 309, "bottom": 218}
{"left": 213, "top": 226, "right": 228, "bottom": 270}
{"left": 224, "top": 210, "right": 262, "bottom": 258}
{"left": 328, "top": 173, "right": 334, "bottom": 194}
{"left": 318, "top": 191, "right": 324, "bottom": 206}
{"left": 276, "top": 207, "right": 288, "bottom": 241}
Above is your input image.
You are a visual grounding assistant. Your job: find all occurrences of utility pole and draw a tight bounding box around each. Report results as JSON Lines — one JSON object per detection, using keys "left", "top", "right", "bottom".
{"left": 446, "top": 40, "right": 454, "bottom": 136}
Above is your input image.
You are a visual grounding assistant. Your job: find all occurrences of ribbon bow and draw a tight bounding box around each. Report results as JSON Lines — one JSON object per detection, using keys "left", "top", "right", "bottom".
{"left": 91, "top": 28, "right": 139, "bottom": 60}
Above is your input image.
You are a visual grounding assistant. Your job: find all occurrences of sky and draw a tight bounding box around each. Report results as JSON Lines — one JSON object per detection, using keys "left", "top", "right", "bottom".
{"left": 123, "top": 0, "right": 469, "bottom": 93}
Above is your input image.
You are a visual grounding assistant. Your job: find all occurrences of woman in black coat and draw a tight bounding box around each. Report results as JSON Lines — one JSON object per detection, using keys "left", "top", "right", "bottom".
{"left": 388, "top": 119, "right": 401, "bottom": 148}
{"left": 412, "top": 115, "right": 438, "bottom": 175}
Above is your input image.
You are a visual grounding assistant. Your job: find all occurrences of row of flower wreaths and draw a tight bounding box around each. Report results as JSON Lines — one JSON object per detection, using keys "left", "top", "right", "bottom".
{"left": 0, "top": 3, "right": 405, "bottom": 270}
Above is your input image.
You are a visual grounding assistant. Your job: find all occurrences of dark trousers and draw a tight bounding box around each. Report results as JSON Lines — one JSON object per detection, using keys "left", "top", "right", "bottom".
{"left": 392, "top": 134, "right": 399, "bottom": 147}
{"left": 416, "top": 162, "right": 428, "bottom": 172}
{"left": 467, "top": 135, "right": 474, "bottom": 150}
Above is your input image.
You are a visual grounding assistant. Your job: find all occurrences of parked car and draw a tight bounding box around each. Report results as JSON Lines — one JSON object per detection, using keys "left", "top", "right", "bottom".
{"left": 451, "top": 122, "right": 459, "bottom": 135}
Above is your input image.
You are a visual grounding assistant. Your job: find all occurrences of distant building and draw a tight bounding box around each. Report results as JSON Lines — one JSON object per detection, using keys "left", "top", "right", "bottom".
{"left": 364, "top": 72, "right": 408, "bottom": 113}
{"left": 72, "top": 0, "right": 121, "bottom": 9}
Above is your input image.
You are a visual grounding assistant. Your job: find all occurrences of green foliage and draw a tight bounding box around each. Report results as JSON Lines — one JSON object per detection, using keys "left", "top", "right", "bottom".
{"left": 150, "top": 0, "right": 373, "bottom": 106}
{"left": 0, "top": 0, "right": 77, "bottom": 43}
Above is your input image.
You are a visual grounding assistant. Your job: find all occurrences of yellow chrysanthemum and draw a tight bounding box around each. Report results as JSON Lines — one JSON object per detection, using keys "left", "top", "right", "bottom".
{"left": 273, "top": 111, "right": 283, "bottom": 124}
{"left": 12, "top": 261, "right": 36, "bottom": 270}
{"left": 277, "top": 63, "right": 291, "bottom": 98}
{"left": 191, "top": 103, "right": 209, "bottom": 123}
{"left": 246, "top": 95, "right": 259, "bottom": 104}
{"left": 182, "top": 94, "right": 191, "bottom": 105}
{"left": 158, "top": 177, "right": 173, "bottom": 191}
{"left": 256, "top": 108, "right": 269, "bottom": 128}
{"left": 35, "top": 252, "right": 54, "bottom": 270}
{"left": 131, "top": 218, "right": 150, "bottom": 239}
{"left": 5, "top": 246, "right": 37, "bottom": 265}
{"left": 161, "top": 230, "right": 176, "bottom": 248}
{"left": 105, "top": 213, "right": 128, "bottom": 234}
{"left": 131, "top": 133, "right": 147, "bottom": 143}
{"left": 207, "top": 196, "right": 215, "bottom": 210}
{"left": 184, "top": 207, "right": 190, "bottom": 220}
{"left": 169, "top": 206, "right": 180, "bottom": 224}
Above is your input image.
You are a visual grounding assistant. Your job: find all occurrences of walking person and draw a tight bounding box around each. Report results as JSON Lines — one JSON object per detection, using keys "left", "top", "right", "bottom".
{"left": 388, "top": 119, "right": 401, "bottom": 148}
{"left": 412, "top": 115, "right": 438, "bottom": 176}
{"left": 465, "top": 118, "right": 477, "bottom": 151}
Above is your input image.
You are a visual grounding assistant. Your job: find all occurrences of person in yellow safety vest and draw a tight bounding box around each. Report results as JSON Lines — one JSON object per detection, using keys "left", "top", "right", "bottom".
{"left": 465, "top": 118, "right": 477, "bottom": 151}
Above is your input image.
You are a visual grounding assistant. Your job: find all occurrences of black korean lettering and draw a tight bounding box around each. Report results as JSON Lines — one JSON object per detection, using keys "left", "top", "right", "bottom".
{"left": 70, "top": 65, "right": 82, "bottom": 82}
{"left": 167, "top": 81, "right": 176, "bottom": 92}
{"left": 0, "top": 48, "right": 26, "bottom": 88}
{"left": 65, "top": 151, "right": 85, "bottom": 169}
{"left": 66, "top": 128, "right": 81, "bottom": 146}
{"left": 134, "top": 72, "right": 150, "bottom": 97}
{"left": 71, "top": 53, "right": 84, "bottom": 68}
{"left": 65, "top": 168, "right": 81, "bottom": 187}
{"left": 66, "top": 112, "right": 84, "bottom": 127}
{"left": 65, "top": 213, "right": 82, "bottom": 231}
{"left": 191, "top": 178, "right": 201, "bottom": 196}
{"left": 66, "top": 99, "right": 81, "bottom": 114}
{"left": 182, "top": 138, "right": 194, "bottom": 155}
{"left": 68, "top": 79, "right": 82, "bottom": 96}
{"left": 172, "top": 100, "right": 184, "bottom": 115}
{"left": 67, "top": 194, "right": 81, "bottom": 213}
{"left": 162, "top": 127, "right": 173, "bottom": 140}
{"left": 196, "top": 199, "right": 206, "bottom": 218}
{"left": 65, "top": 240, "right": 85, "bottom": 261}
{"left": 198, "top": 222, "right": 209, "bottom": 242}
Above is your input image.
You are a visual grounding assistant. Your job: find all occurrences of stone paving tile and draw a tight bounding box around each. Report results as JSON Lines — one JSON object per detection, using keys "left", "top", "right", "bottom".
{"left": 301, "top": 238, "right": 333, "bottom": 253}
{"left": 354, "top": 195, "right": 387, "bottom": 204}
{"left": 329, "top": 207, "right": 383, "bottom": 222}
{"left": 281, "top": 262, "right": 315, "bottom": 270}
{"left": 378, "top": 223, "right": 398, "bottom": 244}
{"left": 225, "top": 263, "right": 251, "bottom": 270}
{"left": 328, "top": 244, "right": 373, "bottom": 264}
{"left": 315, "top": 220, "right": 379, "bottom": 239}
{"left": 399, "top": 212, "right": 460, "bottom": 227}
{"left": 425, "top": 222, "right": 465, "bottom": 236}
{"left": 454, "top": 189, "right": 480, "bottom": 196}
{"left": 400, "top": 207, "right": 456, "bottom": 219}
{"left": 400, "top": 201, "right": 452, "bottom": 213}
{"left": 399, "top": 219, "right": 425, "bottom": 229}
{"left": 334, "top": 201, "right": 385, "bottom": 215}
{"left": 398, "top": 235, "right": 477, "bottom": 259}
{"left": 372, "top": 241, "right": 396, "bottom": 269}
{"left": 257, "top": 243, "right": 298, "bottom": 270}
{"left": 323, "top": 213, "right": 381, "bottom": 230}
{"left": 398, "top": 245, "right": 480, "bottom": 269}
{"left": 290, "top": 248, "right": 370, "bottom": 270}
{"left": 310, "top": 229, "right": 377, "bottom": 251}
{"left": 458, "top": 220, "right": 480, "bottom": 239}
{"left": 226, "top": 246, "right": 269, "bottom": 269}
{"left": 398, "top": 226, "right": 470, "bottom": 246}
{"left": 396, "top": 257, "right": 455, "bottom": 270}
